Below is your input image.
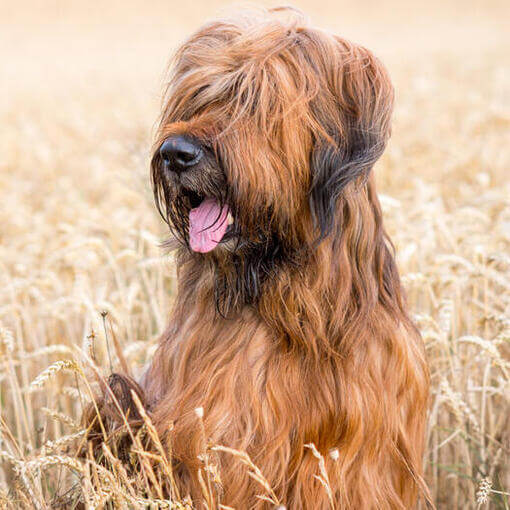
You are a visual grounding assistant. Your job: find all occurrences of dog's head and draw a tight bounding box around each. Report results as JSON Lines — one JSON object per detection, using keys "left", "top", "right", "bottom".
{"left": 151, "top": 8, "right": 394, "bottom": 307}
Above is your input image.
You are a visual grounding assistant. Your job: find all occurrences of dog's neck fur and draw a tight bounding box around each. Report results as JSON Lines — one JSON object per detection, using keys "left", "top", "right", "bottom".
{"left": 146, "top": 178, "right": 412, "bottom": 395}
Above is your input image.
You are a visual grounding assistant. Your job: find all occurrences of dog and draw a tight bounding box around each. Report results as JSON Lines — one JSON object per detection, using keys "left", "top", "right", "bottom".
{"left": 90, "top": 7, "right": 430, "bottom": 509}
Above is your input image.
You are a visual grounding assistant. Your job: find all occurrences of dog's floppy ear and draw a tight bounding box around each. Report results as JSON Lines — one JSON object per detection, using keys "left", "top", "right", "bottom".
{"left": 309, "top": 46, "right": 394, "bottom": 240}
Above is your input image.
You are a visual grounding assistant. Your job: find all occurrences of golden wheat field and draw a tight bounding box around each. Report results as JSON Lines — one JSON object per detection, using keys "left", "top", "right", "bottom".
{"left": 0, "top": 0, "right": 509, "bottom": 508}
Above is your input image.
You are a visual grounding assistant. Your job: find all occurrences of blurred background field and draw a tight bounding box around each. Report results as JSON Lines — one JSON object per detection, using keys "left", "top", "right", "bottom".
{"left": 0, "top": 0, "right": 509, "bottom": 508}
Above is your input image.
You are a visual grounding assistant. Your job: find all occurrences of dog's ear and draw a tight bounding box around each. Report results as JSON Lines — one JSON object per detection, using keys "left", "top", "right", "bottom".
{"left": 309, "top": 46, "right": 394, "bottom": 240}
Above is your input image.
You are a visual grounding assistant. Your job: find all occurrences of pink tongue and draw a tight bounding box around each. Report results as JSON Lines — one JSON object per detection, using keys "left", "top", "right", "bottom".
{"left": 189, "top": 198, "right": 230, "bottom": 253}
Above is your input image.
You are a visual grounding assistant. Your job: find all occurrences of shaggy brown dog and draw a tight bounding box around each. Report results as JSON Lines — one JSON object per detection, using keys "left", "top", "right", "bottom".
{"left": 91, "top": 7, "right": 430, "bottom": 509}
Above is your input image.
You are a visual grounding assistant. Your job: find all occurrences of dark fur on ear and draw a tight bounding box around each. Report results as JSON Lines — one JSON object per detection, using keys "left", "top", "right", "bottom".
{"left": 309, "top": 128, "right": 387, "bottom": 240}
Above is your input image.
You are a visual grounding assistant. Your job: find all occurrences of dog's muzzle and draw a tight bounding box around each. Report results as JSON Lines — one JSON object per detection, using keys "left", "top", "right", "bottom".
{"left": 159, "top": 135, "right": 233, "bottom": 253}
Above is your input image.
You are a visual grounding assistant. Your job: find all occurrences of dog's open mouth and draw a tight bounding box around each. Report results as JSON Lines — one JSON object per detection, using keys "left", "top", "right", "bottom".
{"left": 184, "top": 190, "right": 233, "bottom": 253}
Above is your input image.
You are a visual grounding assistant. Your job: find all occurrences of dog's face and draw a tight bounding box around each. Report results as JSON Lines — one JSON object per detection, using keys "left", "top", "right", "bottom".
{"left": 151, "top": 8, "right": 394, "bottom": 299}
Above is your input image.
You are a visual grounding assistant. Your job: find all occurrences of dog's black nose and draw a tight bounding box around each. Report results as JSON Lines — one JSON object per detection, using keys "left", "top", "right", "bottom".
{"left": 160, "top": 136, "right": 203, "bottom": 172}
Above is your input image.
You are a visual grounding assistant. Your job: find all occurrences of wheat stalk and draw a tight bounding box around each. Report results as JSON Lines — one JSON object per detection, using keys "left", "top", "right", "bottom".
{"left": 28, "top": 360, "right": 82, "bottom": 391}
